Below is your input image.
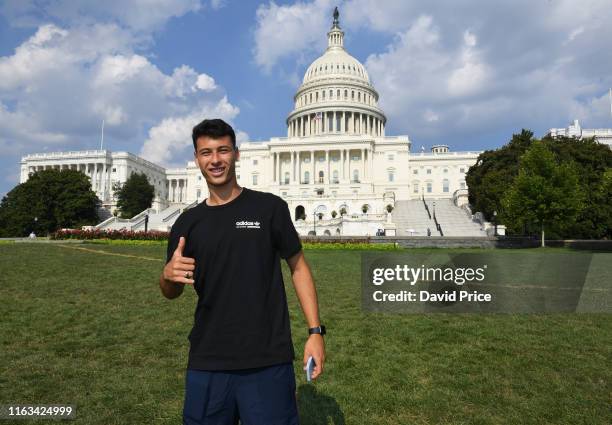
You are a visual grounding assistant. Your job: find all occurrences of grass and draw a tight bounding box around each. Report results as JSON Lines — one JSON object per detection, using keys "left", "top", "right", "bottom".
{"left": 0, "top": 243, "right": 610, "bottom": 424}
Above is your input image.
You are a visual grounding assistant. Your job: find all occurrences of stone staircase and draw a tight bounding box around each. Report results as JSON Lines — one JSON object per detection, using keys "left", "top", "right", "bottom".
{"left": 393, "top": 200, "right": 436, "bottom": 236}
{"left": 393, "top": 198, "right": 486, "bottom": 237}
{"left": 426, "top": 199, "right": 486, "bottom": 237}
{"left": 95, "top": 202, "right": 197, "bottom": 231}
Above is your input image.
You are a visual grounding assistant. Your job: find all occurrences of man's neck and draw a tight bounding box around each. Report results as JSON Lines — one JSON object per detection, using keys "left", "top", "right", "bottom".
{"left": 206, "top": 182, "right": 243, "bottom": 206}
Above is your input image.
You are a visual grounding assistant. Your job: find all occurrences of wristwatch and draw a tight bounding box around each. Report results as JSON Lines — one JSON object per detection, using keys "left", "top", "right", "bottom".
{"left": 308, "top": 325, "right": 326, "bottom": 336}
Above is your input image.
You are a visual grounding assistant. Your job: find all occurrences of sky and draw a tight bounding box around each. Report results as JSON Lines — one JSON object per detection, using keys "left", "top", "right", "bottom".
{"left": 1, "top": 0, "right": 611, "bottom": 198}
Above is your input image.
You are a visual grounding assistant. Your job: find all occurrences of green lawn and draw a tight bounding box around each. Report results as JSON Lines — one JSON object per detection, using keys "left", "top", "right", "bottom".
{"left": 0, "top": 243, "right": 610, "bottom": 424}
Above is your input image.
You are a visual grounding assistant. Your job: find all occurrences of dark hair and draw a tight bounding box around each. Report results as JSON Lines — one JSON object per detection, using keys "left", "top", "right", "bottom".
{"left": 192, "top": 118, "right": 236, "bottom": 151}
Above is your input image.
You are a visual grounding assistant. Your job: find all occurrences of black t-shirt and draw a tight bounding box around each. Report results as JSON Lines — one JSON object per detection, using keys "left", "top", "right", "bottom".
{"left": 165, "top": 188, "right": 302, "bottom": 370}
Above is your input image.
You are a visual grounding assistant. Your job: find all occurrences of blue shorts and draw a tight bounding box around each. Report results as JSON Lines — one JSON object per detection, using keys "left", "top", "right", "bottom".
{"left": 182, "top": 363, "right": 299, "bottom": 425}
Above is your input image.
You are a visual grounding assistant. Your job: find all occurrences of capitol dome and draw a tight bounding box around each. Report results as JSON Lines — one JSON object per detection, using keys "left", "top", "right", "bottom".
{"left": 302, "top": 44, "right": 370, "bottom": 85}
{"left": 286, "top": 7, "right": 386, "bottom": 138}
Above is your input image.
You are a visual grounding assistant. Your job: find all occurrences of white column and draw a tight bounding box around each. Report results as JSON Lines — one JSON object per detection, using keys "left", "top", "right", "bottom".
{"left": 361, "top": 149, "right": 365, "bottom": 182}
{"left": 325, "top": 150, "right": 330, "bottom": 184}
{"left": 277, "top": 153, "right": 282, "bottom": 185}
{"left": 310, "top": 151, "right": 315, "bottom": 185}
{"left": 341, "top": 111, "right": 346, "bottom": 133}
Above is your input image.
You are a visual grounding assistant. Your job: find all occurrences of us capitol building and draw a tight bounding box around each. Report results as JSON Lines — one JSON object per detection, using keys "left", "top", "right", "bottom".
{"left": 19, "top": 11, "right": 504, "bottom": 236}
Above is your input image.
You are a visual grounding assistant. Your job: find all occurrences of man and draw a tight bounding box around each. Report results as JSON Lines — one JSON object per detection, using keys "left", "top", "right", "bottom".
{"left": 159, "top": 118, "right": 325, "bottom": 424}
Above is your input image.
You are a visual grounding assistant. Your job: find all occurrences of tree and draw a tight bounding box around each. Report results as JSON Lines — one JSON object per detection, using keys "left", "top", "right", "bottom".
{"left": 466, "top": 129, "right": 534, "bottom": 220}
{"left": 361, "top": 204, "right": 369, "bottom": 214}
{"left": 502, "top": 141, "right": 584, "bottom": 247}
{"left": 467, "top": 130, "right": 612, "bottom": 239}
{"left": 0, "top": 169, "right": 99, "bottom": 237}
{"left": 114, "top": 172, "right": 155, "bottom": 218}
{"left": 331, "top": 210, "right": 337, "bottom": 218}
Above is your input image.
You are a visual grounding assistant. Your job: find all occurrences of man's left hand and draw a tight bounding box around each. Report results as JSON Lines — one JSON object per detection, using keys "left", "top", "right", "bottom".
{"left": 303, "top": 334, "right": 325, "bottom": 380}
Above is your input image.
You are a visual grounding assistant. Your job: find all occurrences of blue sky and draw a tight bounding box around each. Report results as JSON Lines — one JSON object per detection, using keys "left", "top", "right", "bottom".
{"left": 1, "top": 0, "right": 611, "bottom": 198}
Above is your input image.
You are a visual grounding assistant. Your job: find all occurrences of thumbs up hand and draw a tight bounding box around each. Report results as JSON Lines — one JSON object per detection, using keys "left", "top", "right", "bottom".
{"left": 163, "top": 236, "right": 196, "bottom": 285}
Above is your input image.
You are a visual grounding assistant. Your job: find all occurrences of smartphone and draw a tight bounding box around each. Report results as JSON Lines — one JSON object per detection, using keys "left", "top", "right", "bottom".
{"left": 305, "top": 356, "right": 316, "bottom": 382}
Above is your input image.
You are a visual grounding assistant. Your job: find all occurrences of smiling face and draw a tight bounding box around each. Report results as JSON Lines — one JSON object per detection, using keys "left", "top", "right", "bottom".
{"left": 193, "top": 135, "right": 239, "bottom": 188}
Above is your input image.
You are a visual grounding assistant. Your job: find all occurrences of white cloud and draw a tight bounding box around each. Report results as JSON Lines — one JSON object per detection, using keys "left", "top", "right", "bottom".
{"left": 196, "top": 73, "right": 217, "bottom": 92}
{"left": 0, "top": 0, "right": 203, "bottom": 32}
{"left": 139, "top": 96, "right": 241, "bottom": 166}
{"left": 0, "top": 23, "right": 242, "bottom": 163}
{"left": 253, "top": 0, "right": 334, "bottom": 72}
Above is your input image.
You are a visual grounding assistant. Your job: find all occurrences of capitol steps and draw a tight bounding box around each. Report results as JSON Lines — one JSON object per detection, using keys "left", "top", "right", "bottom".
{"left": 95, "top": 202, "right": 196, "bottom": 231}
{"left": 392, "top": 200, "right": 436, "bottom": 236}
{"left": 425, "top": 199, "right": 487, "bottom": 237}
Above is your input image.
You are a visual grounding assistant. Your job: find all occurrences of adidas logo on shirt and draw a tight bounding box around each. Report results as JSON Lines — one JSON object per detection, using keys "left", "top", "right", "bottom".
{"left": 236, "top": 220, "right": 261, "bottom": 229}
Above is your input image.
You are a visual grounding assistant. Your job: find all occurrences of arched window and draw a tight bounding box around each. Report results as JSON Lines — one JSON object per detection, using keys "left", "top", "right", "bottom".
{"left": 304, "top": 171, "right": 310, "bottom": 184}
{"left": 337, "top": 89, "right": 340, "bottom": 98}
{"left": 352, "top": 169, "right": 359, "bottom": 183}
{"left": 295, "top": 205, "right": 306, "bottom": 221}
{"left": 443, "top": 179, "right": 449, "bottom": 193}
{"left": 318, "top": 171, "right": 324, "bottom": 183}
{"left": 344, "top": 89, "right": 348, "bottom": 99}
{"left": 358, "top": 92, "right": 361, "bottom": 102}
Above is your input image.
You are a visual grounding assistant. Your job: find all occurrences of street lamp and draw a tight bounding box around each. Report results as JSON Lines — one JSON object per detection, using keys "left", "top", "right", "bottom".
{"left": 493, "top": 211, "right": 498, "bottom": 236}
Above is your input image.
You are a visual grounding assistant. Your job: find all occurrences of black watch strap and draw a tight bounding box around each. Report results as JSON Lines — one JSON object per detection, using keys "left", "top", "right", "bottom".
{"left": 308, "top": 325, "right": 326, "bottom": 336}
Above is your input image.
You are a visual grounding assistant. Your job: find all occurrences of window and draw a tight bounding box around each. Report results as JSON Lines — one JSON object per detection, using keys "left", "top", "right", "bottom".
{"left": 196, "top": 189, "right": 201, "bottom": 199}
{"left": 282, "top": 192, "right": 287, "bottom": 197}
{"left": 332, "top": 170, "right": 339, "bottom": 183}
{"left": 443, "top": 179, "right": 449, "bottom": 193}
{"left": 344, "top": 89, "right": 348, "bottom": 99}
{"left": 460, "top": 181, "right": 466, "bottom": 189}
{"left": 351, "top": 91, "right": 355, "bottom": 100}
{"left": 388, "top": 171, "right": 394, "bottom": 182}
{"left": 337, "top": 89, "right": 340, "bottom": 98}
{"left": 388, "top": 154, "right": 394, "bottom": 161}
{"left": 460, "top": 168, "right": 465, "bottom": 173}
{"left": 252, "top": 159, "right": 258, "bottom": 165}
{"left": 413, "top": 169, "right": 418, "bottom": 175}
{"left": 413, "top": 182, "right": 419, "bottom": 193}
{"left": 427, "top": 182, "right": 432, "bottom": 193}
{"left": 198, "top": 175, "right": 202, "bottom": 181}
{"left": 252, "top": 174, "right": 258, "bottom": 185}
{"left": 284, "top": 172, "right": 290, "bottom": 185}
{"left": 318, "top": 156, "right": 325, "bottom": 162}
{"left": 352, "top": 169, "right": 359, "bottom": 183}
{"left": 318, "top": 171, "right": 324, "bottom": 183}
{"left": 304, "top": 171, "right": 310, "bottom": 184}
{"left": 426, "top": 169, "right": 432, "bottom": 174}
{"left": 112, "top": 167, "right": 116, "bottom": 172}
{"left": 443, "top": 168, "right": 448, "bottom": 173}
{"left": 322, "top": 91, "right": 325, "bottom": 100}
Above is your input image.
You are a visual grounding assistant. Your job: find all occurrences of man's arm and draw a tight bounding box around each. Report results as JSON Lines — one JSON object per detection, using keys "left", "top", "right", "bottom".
{"left": 287, "top": 250, "right": 325, "bottom": 379}
{"left": 159, "top": 274, "right": 185, "bottom": 299}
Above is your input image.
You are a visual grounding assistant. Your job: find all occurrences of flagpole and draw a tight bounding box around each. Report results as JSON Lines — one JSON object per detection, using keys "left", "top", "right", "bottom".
{"left": 100, "top": 119, "right": 105, "bottom": 150}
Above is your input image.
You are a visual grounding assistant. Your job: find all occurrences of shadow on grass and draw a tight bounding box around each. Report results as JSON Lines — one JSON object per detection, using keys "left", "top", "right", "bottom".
{"left": 297, "top": 384, "right": 345, "bottom": 425}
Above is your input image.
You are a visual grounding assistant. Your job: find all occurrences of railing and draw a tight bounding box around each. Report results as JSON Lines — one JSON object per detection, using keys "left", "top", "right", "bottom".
{"left": 433, "top": 211, "right": 444, "bottom": 236}
{"left": 422, "top": 195, "right": 431, "bottom": 219}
